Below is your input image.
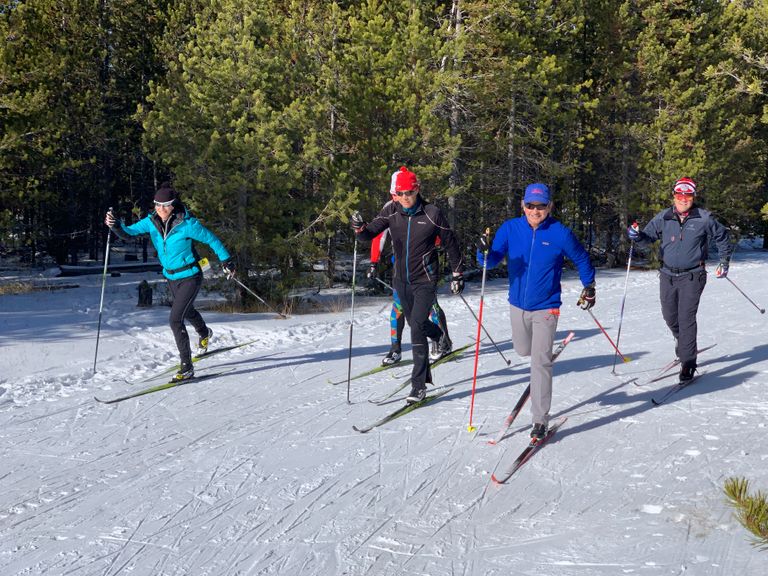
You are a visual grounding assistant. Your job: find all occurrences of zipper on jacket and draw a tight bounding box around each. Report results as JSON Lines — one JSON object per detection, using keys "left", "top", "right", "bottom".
{"left": 158, "top": 213, "right": 183, "bottom": 256}
{"left": 523, "top": 227, "right": 537, "bottom": 308}
{"left": 405, "top": 216, "right": 412, "bottom": 283}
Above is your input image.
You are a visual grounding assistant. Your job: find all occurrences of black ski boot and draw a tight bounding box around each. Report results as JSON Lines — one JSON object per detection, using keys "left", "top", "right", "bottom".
{"left": 382, "top": 345, "right": 402, "bottom": 366}
{"left": 429, "top": 333, "right": 452, "bottom": 361}
{"left": 406, "top": 385, "right": 426, "bottom": 404}
{"left": 530, "top": 423, "right": 547, "bottom": 441}
{"left": 679, "top": 364, "right": 696, "bottom": 382}
{"left": 173, "top": 363, "right": 195, "bottom": 381}
{"left": 198, "top": 327, "right": 213, "bottom": 351}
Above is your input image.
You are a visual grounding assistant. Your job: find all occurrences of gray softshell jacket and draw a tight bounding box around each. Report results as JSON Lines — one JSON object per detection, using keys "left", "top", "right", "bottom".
{"left": 635, "top": 206, "right": 731, "bottom": 275}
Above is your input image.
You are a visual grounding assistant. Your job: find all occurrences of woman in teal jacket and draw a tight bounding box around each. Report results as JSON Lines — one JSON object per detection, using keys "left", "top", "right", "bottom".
{"left": 105, "top": 182, "right": 233, "bottom": 380}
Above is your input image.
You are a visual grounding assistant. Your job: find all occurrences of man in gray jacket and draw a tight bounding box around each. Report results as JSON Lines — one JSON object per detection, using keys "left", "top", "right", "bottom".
{"left": 627, "top": 177, "right": 731, "bottom": 381}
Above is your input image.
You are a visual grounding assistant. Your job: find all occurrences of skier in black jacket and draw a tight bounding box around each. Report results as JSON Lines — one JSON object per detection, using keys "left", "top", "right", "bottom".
{"left": 352, "top": 166, "right": 465, "bottom": 403}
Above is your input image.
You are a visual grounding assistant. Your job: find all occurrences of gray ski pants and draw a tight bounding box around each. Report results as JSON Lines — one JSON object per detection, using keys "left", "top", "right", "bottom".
{"left": 509, "top": 305, "right": 559, "bottom": 426}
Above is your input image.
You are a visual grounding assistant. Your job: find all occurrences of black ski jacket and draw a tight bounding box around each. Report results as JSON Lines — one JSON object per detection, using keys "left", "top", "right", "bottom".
{"left": 358, "top": 198, "right": 464, "bottom": 285}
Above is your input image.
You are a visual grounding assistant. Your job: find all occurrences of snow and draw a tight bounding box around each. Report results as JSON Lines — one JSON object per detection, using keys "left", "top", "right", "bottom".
{"left": 1, "top": 248, "right": 767, "bottom": 575}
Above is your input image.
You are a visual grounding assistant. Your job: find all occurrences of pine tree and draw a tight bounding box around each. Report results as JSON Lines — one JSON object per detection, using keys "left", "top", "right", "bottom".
{"left": 0, "top": 0, "right": 167, "bottom": 264}
{"left": 724, "top": 477, "right": 768, "bottom": 551}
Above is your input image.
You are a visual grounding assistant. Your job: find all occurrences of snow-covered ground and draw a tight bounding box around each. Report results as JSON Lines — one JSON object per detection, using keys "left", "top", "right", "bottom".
{"left": 1, "top": 248, "right": 767, "bottom": 575}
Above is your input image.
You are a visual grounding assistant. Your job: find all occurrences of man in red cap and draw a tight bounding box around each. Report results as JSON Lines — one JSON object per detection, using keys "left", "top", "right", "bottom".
{"left": 352, "top": 167, "right": 465, "bottom": 403}
{"left": 627, "top": 177, "right": 731, "bottom": 381}
{"left": 366, "top": 170, "right": 453, "bottom": 366}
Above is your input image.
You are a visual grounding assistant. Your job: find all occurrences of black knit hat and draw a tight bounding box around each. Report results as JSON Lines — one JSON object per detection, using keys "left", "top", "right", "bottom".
{"left": 154, "top": 182, "right": 178, "bottom": 204}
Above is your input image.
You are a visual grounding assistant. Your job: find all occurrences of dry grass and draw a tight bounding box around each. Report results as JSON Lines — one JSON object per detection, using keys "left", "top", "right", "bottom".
{"left": 208, "top": 294, "right": 350, "bottom": 316}
{"left": 0, "top": 281, "right": 35, "bottom": 295}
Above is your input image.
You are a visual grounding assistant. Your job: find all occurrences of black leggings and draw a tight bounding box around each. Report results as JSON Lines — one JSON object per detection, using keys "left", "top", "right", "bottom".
{"left": 167, "top": 274, "right": 207, "bottom": 366}
{"left": 395, "top": 281, "right": 444, "bottom": 388}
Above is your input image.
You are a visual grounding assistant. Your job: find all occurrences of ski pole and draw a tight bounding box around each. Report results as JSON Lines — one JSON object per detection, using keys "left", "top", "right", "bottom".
{"left": 467, "top": 228, "right": 491, "bottom": 432}
{"left": 611, "top": 240, "right": 634, "bottom": 374}
{"left": 229, "top": 275, "right": 287, "bottom": 318}
{"left": 458, "top": 293, "right": 511, "bottom": 365}
{"left": 93, "top": 208, "right": 113, "bottom": 373}
{"left": 375, "top": 276, "right": 394, "bottom": 292}
{"left": 726, "top": 276, "right": 765, "bottom": 314}
{"left": 584, "top": 308, "right": 631, "bottom": 362}
{"left": 346, "top": 237, "right": 359, "bottom": 404}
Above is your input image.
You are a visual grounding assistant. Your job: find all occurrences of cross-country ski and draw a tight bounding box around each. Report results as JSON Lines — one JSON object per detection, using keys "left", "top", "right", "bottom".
{"left": 96, "top": 369, "right": 236, "bottom": 404}
{"left": 352, "top": 388, "right": 453, "bottom": 433}
{"left": 491, "top": 417, "right": 568, "bottom": 484}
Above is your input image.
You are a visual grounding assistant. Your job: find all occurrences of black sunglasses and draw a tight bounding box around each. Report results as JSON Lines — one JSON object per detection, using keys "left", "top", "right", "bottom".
{"left": 524, "top": 203, "right": 549, "bottom": 210}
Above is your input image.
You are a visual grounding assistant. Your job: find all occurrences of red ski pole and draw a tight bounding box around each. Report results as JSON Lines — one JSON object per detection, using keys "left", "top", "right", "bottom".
{"left": 585, "top": 308, "right": 631, "bottom": 362}
{"left": 467, "top": 229, "right": 490, "bottom": 432}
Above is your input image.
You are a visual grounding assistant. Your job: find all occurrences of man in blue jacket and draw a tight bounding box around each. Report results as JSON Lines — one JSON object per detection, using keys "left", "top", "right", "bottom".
{"left": 627, "top": 177, "right": 731, "bottom": 382}
{"left": 105, "top": 182, "right": 233, "bottom": 381}
{"left": 479, "top": 183, "right": 595, "bottom": 439}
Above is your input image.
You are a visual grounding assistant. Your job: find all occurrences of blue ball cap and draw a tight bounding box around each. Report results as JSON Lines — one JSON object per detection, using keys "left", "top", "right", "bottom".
{"left": 523, "top": 183, "right": 551, "bottom": 204}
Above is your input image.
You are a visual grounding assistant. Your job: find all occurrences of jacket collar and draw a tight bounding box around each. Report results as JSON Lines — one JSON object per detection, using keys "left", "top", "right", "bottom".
{"left": 663, "top": 206, "right": 701, "bottom": 221}
{"left": 397, "top": 197, "right": 426, "bottom": 216}
{"left": 522, "top": 214, "right": 555, "bottom": 230}
{"left": 151, "top": 207, "right": 186, "bottom": 233}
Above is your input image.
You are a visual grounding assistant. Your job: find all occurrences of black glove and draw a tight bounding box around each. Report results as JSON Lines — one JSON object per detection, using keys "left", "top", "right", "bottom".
{"left": 450, "top": 273, "right": 465, "bottom": 295}
{"left": 578, "top": 283, "right": 596, "bottom": 310}
{"left": 476, "top": 227, "right": 492, "bottom": 251}
{"left": 221, "top": 260, "right": 236, "bottom": 280}
{"left": 350, "top": 211, "right": 365, "bottom": 231}
{"left": 366, "top": 262, "right": 377, "bottom": 279}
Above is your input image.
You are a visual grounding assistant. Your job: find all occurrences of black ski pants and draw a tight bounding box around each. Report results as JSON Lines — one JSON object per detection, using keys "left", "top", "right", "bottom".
{"left": 394, "top": 280, "right": 444, "bottom": 389}
{"left": 167, "top": 273, "right": 208, "bottom": 366}
{"left": 659, "top": 269, "right": 706, "bottom": 370}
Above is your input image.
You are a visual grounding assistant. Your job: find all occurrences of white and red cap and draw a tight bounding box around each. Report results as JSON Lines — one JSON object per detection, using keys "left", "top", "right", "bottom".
{"left": 673, "top": 177, "right": 697, "bottom": 196}
{"left": 389, "top": 170, "right": 400, "bottom": 199}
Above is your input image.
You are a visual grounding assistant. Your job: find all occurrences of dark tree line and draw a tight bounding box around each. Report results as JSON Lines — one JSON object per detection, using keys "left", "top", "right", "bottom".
{"left": 2, "top": 1, "right": 767, "bottom": 287}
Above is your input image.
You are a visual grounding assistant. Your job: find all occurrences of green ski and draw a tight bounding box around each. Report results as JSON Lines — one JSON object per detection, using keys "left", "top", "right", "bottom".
{"left": 97, "top": 368, "right": 235, "bottom": 404}
{"left": 353, "top": 388, "right": 453, "bottom": 433}
{"left": 368, "top": 342, "right": 473, "bottom": 404}
{"left": 328, "top": 357, "right": 414, "bottom": 385}
{"left": 133, "top": 339, "right": 260, "bottom": 383}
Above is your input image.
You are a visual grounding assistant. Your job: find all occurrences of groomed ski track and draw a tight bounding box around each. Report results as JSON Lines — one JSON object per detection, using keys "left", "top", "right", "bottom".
{"left": 1, "top": 252, "right": 767, "bottom": 575}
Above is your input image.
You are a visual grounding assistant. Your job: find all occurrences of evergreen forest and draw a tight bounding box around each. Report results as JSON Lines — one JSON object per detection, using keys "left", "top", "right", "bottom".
{"left": 2, "top": 0, "right": 767, "bottom": 294}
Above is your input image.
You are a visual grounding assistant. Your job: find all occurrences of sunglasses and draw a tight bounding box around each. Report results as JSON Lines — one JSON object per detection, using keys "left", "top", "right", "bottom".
{"left": 673, "top": 193, "right": 695, "bottom": 201}
{"left": 394, "top": 190, "right": 417, "bottom": 197}
{"left": 154, "top": 199, "right": 175, "bottom": 207}
{"left": 524, "top": 203, "right": 549, "bottom": 210}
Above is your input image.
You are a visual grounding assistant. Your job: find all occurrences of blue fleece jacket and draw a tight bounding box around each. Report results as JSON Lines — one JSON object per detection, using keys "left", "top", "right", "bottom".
{"left": 478, "top": 216, "right": 595, "bottom": 311}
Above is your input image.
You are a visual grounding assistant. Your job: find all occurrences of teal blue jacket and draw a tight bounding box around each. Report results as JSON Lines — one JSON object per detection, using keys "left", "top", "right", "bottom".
{"left": 114, "top": 208, "right": 230, "bottom": 281}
